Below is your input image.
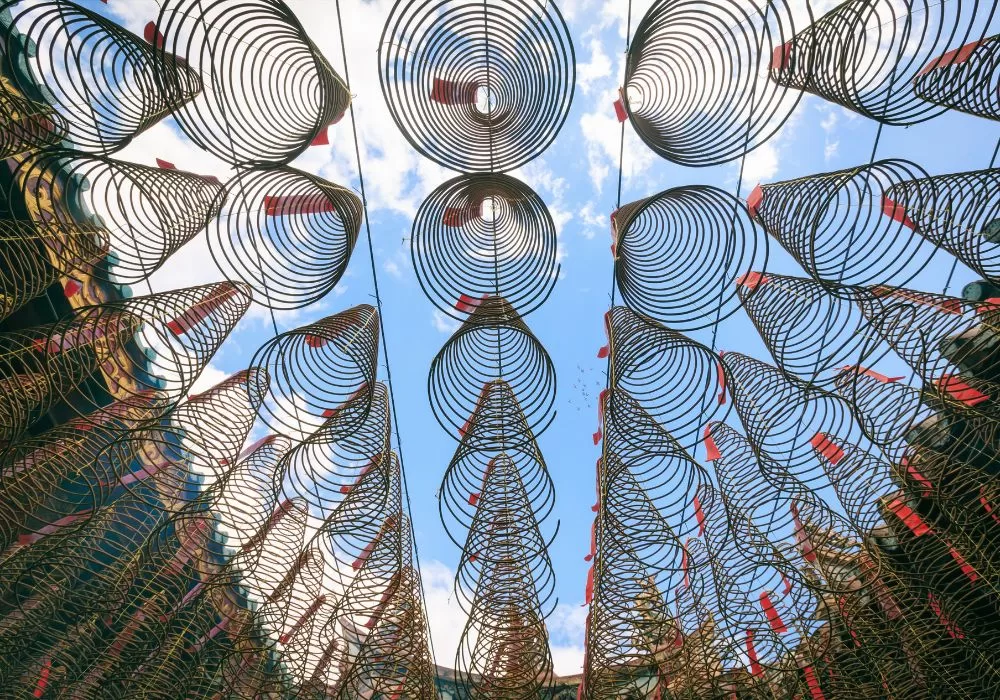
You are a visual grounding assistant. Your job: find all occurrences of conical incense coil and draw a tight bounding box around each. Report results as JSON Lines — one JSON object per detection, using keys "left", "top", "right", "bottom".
{"left": 429, "top": 297, "right": 556, "bottom": 439}
{"left": 0, "top": 393, "right": 163, "bottom": 552}
{"left": 249, "top": 304, "right": 380, "bottom": 441}
{"left": 770, "top": 0, "right": 992, "bottom": 125}
{"left": 614, "top": 185, "right": 768, "bottom": 330}
{"left": 601, "top": 390, "right": 712, "bottom": 538}
{"left": 748, "top": 159, "right": 935, "bottom": 292}
{"left": 855, "top": 284, "right": 1000, "bottom": 411}
{"left": 208, "top": 166, "right": 361, "bottom": 310}
{"left": 43, "top": 281, "right": 252, "bottom": 424}
{"left": 439, "top": 432, "right": 554, "bottom": 549}
{"left": 915, "top": 35, "right": 1000, "bottom": 123}
{"left": 0, "top": 84, "right": 69, "bottom": 158}
{"left": 0, "top": 220, "right": 102, "bottom": 319}
{"left": 97, "top": 369, "right": 268, "bottom": 516}
{"left": 832, "top": 364, "right": 927, "bottom": 458}
{"left": 0, "top": 0, "right": 201, "bottom": 153}
{"left": 720, "top": 351, "right": 862, "bottom": 488}
{"left": 882, "top": 167, "right": 1000, "bottom": 284}
{"left": 455, "top": 469, "right": 555, "bottom": 697}
{"left": 379, "top": 0, "right": 575, "bottom": 172}
{"left": 625, "top": 0, "right": 807, "bottom": 166}
{"left": 411, "top": 173, "right": 558, "bottom": 321}
{"left": 13, "top": 149, "right": 224, "bottom": 286}
{"left": 604, "top": 306, "right": 731, "bottom": 450}
{"left": 154, "top": 0, "right": 350, "bottom": 167}
{"left": 736, "top": 272, "right": 874, "bottom": 386}
{"left": 275, "top": 383, "right": 391, "bottom": 521}
{"left": 0, "top": 314, "right": 143, "bottom": 446}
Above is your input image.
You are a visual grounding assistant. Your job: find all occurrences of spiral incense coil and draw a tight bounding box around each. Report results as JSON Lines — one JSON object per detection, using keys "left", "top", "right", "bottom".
{"left": 624, "top": 0, "right": 806, "bottom": 166}
{"left": 818, "top": 437, "right": 902, "bottom": 535}
{"left": 379, "top": 0, "right": 575, "bottom": 172}
{"left": 154, "top": 0, "right": 350, "bottom": 167}
{"left": 276, "top": 383, "right": 391, "bottom": 521}
{"left": 602, "top": 390, "right": 712, "bottom": 539}
{"left": 429, "top": 296, "right": 556, "bottom": 439}
{"left": 0, "top": 0, "right": 201, "bottom": 153}
{"left": 604, "top": 306, "right": 731, "bottom": 449}
{"left": 0, "top": 87, "right": 69, "bottom": 158}
{"left": 882, "top": 167, "right": 1000, "bottom": 284}
{"left": 749, "top": 159, "right": 935, "bottom": 292}
{"left": 614, "top": 185, "right": 768, "bottom": 330}
{"left": 339, "top": 565, "right": 437, "bottom": 700}
{"left": 452, "top": 456, "right": 555, "bottom": 698}
{"left": 14, "top": 150, "right": 224, "bottom": 285}
{"left": 736, "top": 273, "right": 874, "bottom": 386}
{"left": 454, "top": 455, "right": 555, "bottom": 616}
{"left": 99, "top": 369, "right": 266, "bottom": 516}
{"left": 854, "top": 284, "right": 1000, "bottom": 405}
{"left": 411, "top": 173, "right": 559, "bottom": 320}
{"left": 208, "top": 166, "right": 362, "bottom": 310}
{"left": 439, "top": 436, "right": 554, "bottom": 550}
{"left": 769, "top": 0, "right": 991, "bottom": 125}
{"left": 249, "top": 304, "right": 380, "bottom": 441}
{"left": 832, "top": 365, "right": 927, "bottom": 458}
{"left": 0, "top": 221, "right": 69, "bottom": 322}
{"left": 0, "top": 315, "right": 144, "bottom": 446}
{"left": 915, "top": 35, "right": 1000, "bottom": 122}
{"left": 0, "top": 394, "right": 163, "bottom": 553}
{"left": 721, "top": 352, "right": 863, "bottom": 488}
{"left": 43, "top": 281, "right": 252, "bottom": 423}
{"left": 708, "top": 422, "right": 845, "bottom": 591}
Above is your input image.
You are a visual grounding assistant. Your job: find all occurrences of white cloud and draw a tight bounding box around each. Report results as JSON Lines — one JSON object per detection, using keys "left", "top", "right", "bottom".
{"left": 384, "top": 259, "right": 402, "bottom": 279}
{"left": 188, "top": 362, "right": 230, "bottom": 397}
{"left": 577, "top": 39, "right": 612, "bottom": 96}
{"left": 432, "top": 310, "right": 459, "bottom": 334}
{"left": 824, "top": 141, "right": 839, "bottom": 162}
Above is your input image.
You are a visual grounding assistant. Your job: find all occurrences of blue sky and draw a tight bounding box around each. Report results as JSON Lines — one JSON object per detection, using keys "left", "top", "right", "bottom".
{"left": 76, "top": 0, "right": 1000, "bottom": 676}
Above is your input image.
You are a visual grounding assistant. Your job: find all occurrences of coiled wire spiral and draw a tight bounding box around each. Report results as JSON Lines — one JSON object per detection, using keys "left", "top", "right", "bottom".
{"left": 769, "top": 0, "right": 995, "bottom": 125}
{"left": 154, "top": 0, "right": 351, "bottom": 167}
{"left": 614, "top": 185, "right": 768, "bottom": 330}
{"left": 379, "top": 0, "right": 575, "bottom": 172}
{"left": 0, "top": 0, "right": 202, "bottom": 153}
{"left": 914, "top": 34, "right": 1000, "bottom": 122}
{"left": 208, "top": 166, "right": 362, "bottom": 310}
{"left": 411, "top": 173, "right": 559, "bottom": 320}
{"left": 625, "top": 0, "right": 807, "bottom": 166}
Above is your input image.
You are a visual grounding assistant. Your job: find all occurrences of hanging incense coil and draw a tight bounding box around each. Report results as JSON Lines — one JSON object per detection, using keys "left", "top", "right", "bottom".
{"left": 379, "top": 0, "right": 575, "bottom": 172}
{"left": 14, "top": 150, "right": 225, "bottom": 285}
{"left": 854, "top": 284, "right": 1000, "bottom": 405}
{"left": 249, "top": 304, "right": 380, "bottom": 441}
{"left": 601, "top": 389, "right": 712, "bottom": 538}
{"left": 98, "top": 369, "right": 266, "bottom": 515}
{"left": 208, "top": 166, "right": 362, "bottom": 310}
{"left": 614, "top": 185, "right": 768, "bottom": 330}
{"left": 748, "top": 159, "right": 935, "bottom": 292}
{"left": 625, "top": 0, "right": 807, "bottom": 166}
{"left": 0, "top": 314, "right": 142, "bottom": 447}
{"left": 882, "top": 167, "right": 1000, "bottom": 284}
{"left": 154, "top": 0, "right": 350, "bottom": 167}
{"left": 770, "top": 0, "right": 992, "bottom": 125}
{"left": 604, "top": 306, "right": 731, "bottom": 450}
{"left": 411, "top": 173, "right": 559, "bottom": 320}
{"left": 915, "top": 35, "right": 1000, "bottom": 122}
{"left": 0, "top": 87, "right": 69, "bottom": 158}
{"left": 0, "top": 393, "right": 163, "bottom": 553}
{"left": 275, "top": 383, "right": 391, "bottom": 520}
{"left": 43, "top": 282, "right": 252, "bottom": 423}
{"left": 736, "top": 273, "right": 875, "bottom": 386}
{"left": 454, "top": 456, "right": 555, "bottom": 697}
{"left": 429, "top": 297, "right": 556, "bottom": 439}
{"left": 0, "top": 0, "right": 201, "bottom": 153}
{"left": 439, "top": 414, "right": 554, "bottom": 548}
{"left": 721, "top": 351, "right": 864, "bottom": 488}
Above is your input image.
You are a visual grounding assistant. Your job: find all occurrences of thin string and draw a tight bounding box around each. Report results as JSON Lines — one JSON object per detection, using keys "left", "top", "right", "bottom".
{"left": 332, "top": 0, "right": 438, "bottom": 669}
